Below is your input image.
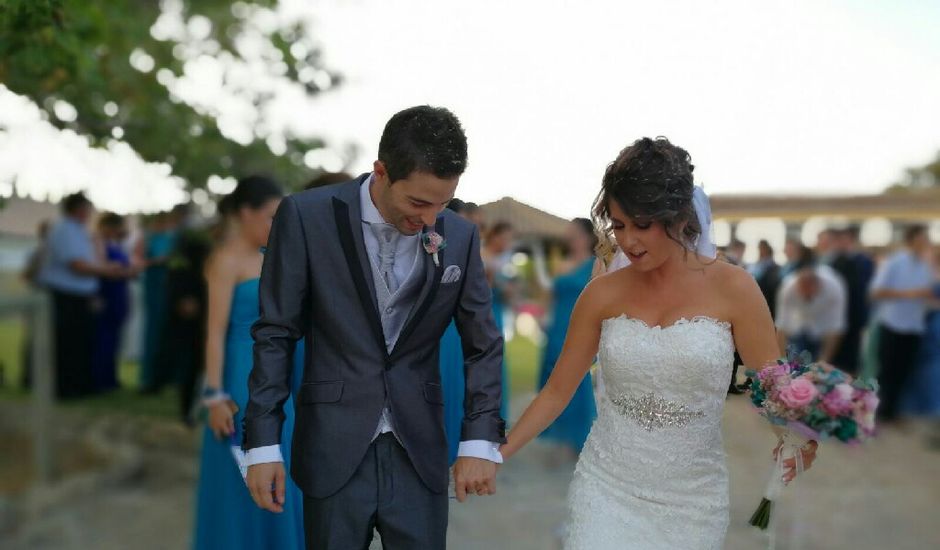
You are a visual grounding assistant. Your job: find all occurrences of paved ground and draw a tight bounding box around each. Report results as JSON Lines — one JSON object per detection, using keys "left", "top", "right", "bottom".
{"left": 2, "top": 394, "right": 939, "bottom": 549}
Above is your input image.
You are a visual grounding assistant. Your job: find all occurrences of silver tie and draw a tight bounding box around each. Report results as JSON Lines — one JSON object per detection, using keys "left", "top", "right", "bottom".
{"left": 371, "top": 223, "right": 400, "bottom": 294}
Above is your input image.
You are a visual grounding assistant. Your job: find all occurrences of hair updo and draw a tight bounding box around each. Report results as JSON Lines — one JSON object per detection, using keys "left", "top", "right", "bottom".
{"left": 217, "top": 175, "right": 283, "bottom": 217}
{"left": 592, "top": 137, "right": 700, "bottom": 251}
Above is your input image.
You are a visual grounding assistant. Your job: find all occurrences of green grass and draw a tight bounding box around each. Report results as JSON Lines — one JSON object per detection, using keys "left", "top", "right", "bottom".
{"left": 0, "top": 313, "right": 540, "bottom": 421}
{"left": 0, "top": 318, "right": 24, "bottom": 391}
{"left": 507, "top": 335, "right": 540, "bottom": 395}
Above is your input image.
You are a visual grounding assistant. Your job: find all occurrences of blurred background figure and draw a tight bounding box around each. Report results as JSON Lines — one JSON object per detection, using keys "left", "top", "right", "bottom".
{"left": 165, "top": 203, "right": 214, "bottom": 425}
{"left": 482, "top": 221, "right": 515, "bottom": 420}
{"left": 749, "top": 239, "right": 782, "bottom": 319}
{"left": 437, "top": 198, "right": 473, "bottom": 463}
{"left": 194, "top": 175, "right": 305, "bottom": 550}
{"left": 781, "top": 236, "right": 810, "bottom": 278}
{"left": 91, "top": 213, "right": 135, "bottom": 393}
{"left": 135, "top": 209, "right": 181, "bottom": 394}
{"left": 38, "top": 192, "right": 130, "bottom": 398}
{"left": 459, "top": 201, "right": 485, "bottom": 234}
{"left": 775, "top": 255, "right": 847, "bottom": 364}
{"left": 823, "top": 227, "right": 865, "bottom": 374}
{"left": 869, "top": 225, "right": 935, "bottom": 423}
{"left": 900, "top": 246, "right": 940, "bottom": 429}
{"left": 724, "top": 238, "right": 746, "bottom": 266}
{"left": 533, "top": 218, "right": 597, "bottom": 458}
{"left": 304, "top": 171, "right": 353, "bottom": 190}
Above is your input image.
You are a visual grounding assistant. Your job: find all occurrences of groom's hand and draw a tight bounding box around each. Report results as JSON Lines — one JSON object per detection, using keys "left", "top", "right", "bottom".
{"left": 452, "top": 457, "right": 498, "bottom": 502}
{"left": 247, "top": 462, "right": 286, "bottom": 513}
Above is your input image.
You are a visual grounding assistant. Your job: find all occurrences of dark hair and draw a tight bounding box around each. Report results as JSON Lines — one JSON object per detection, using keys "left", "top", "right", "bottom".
{"left": 758, "top": 239, "right": 773, "bottom": 256}
{"left": 378, "top": 106, "right": 468, "bottom": 183}
{"left": 62, "top": 192, "right": 92, "bottom": 215}
{"left": 572, "top": 217, "right": 599, "bottom": 252}
{"left": 592, "top": 137, "right": 699, "bottom": 251}
{"left": 218, "top": 175, "right": 283, "bottom": 216}
{"left": 97, "top": 212, "right": 125, "bottom": 230}
{"left": 446, "top": 198, "right": 466, "bottom": 213}
{"left": 305, "top": 171, "right": 352, "bottom": 190}
{"left": 794, "top": 249, "right": 818, "bottom": 272}
{"left": 904, "top": 224, "right": 927, "bottom": 245}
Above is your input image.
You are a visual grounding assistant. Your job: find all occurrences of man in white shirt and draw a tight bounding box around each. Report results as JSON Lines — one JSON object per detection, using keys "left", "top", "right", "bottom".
{"left": 775, "top": 258, "right": 848, "bottom": 364}
{"left": 870, "top": 225, "right": 935, "bottom": 421}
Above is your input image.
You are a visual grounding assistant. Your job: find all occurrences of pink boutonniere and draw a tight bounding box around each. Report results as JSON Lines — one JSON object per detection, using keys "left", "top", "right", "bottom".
{"left": 422, "top": 231, "right": 446, "bottom": 267}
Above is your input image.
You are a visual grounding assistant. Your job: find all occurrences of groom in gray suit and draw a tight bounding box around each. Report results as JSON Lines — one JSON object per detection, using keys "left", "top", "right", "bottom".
{"left": 243, "top": 106, "right": 506, "bottom": 549}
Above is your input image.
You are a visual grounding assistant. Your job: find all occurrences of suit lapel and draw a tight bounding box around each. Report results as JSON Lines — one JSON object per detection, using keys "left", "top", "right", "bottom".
{"left": 332, "top": 178, "right": 388, "bottom": 358}
{"left": 392, "top": 216, "right": 445, "bottom": 358}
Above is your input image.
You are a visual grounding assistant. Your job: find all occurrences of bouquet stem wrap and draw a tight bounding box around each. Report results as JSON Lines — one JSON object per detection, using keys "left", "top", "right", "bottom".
{"left": 749, "top": 429, "right": 809, "bottom": 531}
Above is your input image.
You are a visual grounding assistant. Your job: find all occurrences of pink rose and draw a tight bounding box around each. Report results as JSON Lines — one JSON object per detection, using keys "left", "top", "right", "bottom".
{"left": 820, "top": 383, "right": 855, "bottom": 415}
{"left": 861, "top": 391, "right": 880, "bottom": 413}
{"left": 778, "top": 378, "right": 819, "bottom": 409}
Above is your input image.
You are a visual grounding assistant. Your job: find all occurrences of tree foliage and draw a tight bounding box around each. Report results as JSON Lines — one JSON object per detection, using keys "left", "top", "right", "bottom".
{"left": 0, "top": 0, "right": 346, "bottom": 191}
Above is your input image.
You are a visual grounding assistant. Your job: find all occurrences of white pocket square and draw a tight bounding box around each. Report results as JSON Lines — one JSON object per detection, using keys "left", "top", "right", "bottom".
{"left": 441, "top": 265, "right": 462, "bottom": 284}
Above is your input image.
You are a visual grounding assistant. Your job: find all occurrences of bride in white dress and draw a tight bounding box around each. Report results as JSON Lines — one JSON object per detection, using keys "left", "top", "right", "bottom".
{"left": 500, "top": 137, "right": 818, "bottom": 549}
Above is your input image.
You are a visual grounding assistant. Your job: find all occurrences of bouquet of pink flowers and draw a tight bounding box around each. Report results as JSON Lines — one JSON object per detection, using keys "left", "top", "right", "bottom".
{"left": 745, "top": 351, "right": 879, "bottom": 530}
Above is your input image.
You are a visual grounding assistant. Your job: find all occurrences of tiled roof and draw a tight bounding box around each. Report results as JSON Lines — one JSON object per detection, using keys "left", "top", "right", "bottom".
{"left": 0, "top": 198, "right": 59, "bottom": 238}
{"left": 479, "top": 197, "right": 570, "bottom": 238}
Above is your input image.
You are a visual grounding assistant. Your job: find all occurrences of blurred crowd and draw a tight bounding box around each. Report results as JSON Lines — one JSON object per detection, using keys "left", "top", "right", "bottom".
{"left": 15, "top": 186, "right": 940, "bottom": 447}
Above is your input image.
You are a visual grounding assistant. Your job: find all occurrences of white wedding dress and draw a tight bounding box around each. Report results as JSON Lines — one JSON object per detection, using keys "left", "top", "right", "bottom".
{"left": 566, "top": 314, "right": 735, "bottom": 549}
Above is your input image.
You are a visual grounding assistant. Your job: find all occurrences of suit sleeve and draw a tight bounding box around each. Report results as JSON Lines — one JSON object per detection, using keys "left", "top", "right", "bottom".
{"left": 453, "top": 227, "right": 507, "bottom": 443}
{"left": 243, "top": 196, "right": 309, "bottom": 450}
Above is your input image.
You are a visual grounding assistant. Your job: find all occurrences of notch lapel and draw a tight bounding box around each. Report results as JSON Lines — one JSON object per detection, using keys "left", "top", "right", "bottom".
{"left": 392, "top": 216, "right": 446, "bottom": 358}
{"left": 332, "top": 179, "right": 388, "bottom": 359}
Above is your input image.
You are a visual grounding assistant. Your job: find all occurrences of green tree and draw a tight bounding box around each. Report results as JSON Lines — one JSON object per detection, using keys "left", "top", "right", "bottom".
{"left": 0, "top": 0, "right": 347, "bottom": 192}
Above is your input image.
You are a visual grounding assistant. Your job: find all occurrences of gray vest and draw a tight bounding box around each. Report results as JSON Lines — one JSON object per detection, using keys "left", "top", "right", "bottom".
{"left": 367, "top": 240, "right": 426, "bottom": 351}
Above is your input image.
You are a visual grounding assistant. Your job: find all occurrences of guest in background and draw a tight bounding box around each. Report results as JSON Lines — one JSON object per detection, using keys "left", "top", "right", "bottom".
{"left": 460, "top": 201, "right": 485, "bottom": 234}
{"left": 726, "top": 238, "right": 746, "bottom": 266}
{"left": 749, "top": 239, "right": 782, "bottom": 318}
{"left": 482, "top": 221, "right": 515, "bottom": 419}
{"left": 870, "top": 225, "right": 934, "bottom": 422}
{"left": 193, "top": 176, "right": 305, "bottom": 549}
{"left": 304, "top": 171, "right": 352, "bottom": 190}
{"left": 91, "top": 213, "right": 135, "bottom": 392}
{"left": 822, "top": 228, "right": 862, "bottom": 374}
{"left": 775, "top": 256, "right": 847, "bottom": 364}
{"left": 436, "top": 198, "right": 472, "bottom": 463}
{"left": 816, "top": 228, "right": 838, "bottom": 263}
{"left": 781, "top": 237, "right": 809, "bottom": 278}
{"left": 135, "top": 210, "right": 179, "bottom": 393}
{"left": 39, "top": 193, "right": 129, "bottom": 398}
{"left": 166, "top": 205, "right": 214, "bottom": 424}
{"left": 901, "top": 246, "right": 940, "bottom": 421}
{"left": 533, "top": 218, "right": 598, "bottom": 456}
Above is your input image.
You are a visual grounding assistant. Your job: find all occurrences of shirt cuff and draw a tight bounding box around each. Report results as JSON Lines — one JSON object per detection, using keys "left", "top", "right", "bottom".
{"left": 245, "top": 445, "right": 283, "bottom": 466}
{"left": 457, "top": 440, "right": 504, "bottom": 464}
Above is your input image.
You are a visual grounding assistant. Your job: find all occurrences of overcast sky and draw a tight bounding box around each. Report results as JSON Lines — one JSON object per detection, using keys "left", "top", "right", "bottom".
{"left": 292, "top": 0, "right": 940, "bottom": 218}
{"left": 1, "top": 0, "right": 938, "bottom": 218}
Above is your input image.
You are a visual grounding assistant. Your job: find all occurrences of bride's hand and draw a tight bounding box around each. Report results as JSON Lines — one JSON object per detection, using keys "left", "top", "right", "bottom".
{"left": 773, "top": 439, "right": 818, "bottom": 483}
{"left": 208, "top": 399, "right": 238, "bottom": 440}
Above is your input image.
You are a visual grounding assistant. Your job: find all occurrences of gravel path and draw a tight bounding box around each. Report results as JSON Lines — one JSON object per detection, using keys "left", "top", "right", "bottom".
{"left": 2, "top": 394, "right": 939, "bottom": 549}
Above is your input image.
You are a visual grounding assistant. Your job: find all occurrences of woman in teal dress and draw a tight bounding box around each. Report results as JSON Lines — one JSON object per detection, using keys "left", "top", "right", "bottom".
{"left": 194, "top": 176, "right": 305, "bottom": 549}
{"left": 482, "top": 222, "right": 515, "bottom": 422}
{"left": 136, "top": 212, "right": 178, "bottom": 392}
{"left": 535, "top": 219, "right": 597, "bottom": 453}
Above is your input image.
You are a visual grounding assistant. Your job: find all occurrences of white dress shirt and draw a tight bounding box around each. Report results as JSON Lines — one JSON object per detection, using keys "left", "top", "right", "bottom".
{"left": 775, "top": 266, "right": 847, "bottom": 338}
{"left": 246, "top": 175, "right": 502, "bottom": 467}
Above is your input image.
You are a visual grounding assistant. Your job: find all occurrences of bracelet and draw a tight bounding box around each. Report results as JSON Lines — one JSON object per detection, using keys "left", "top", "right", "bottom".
{"left": 201, "top": 387, "right": 230, "bottom": 407}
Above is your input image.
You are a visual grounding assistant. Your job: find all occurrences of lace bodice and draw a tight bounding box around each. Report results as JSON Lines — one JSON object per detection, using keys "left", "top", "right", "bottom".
{"left": 565, "top": 315, "right": 736, "bottom": 549}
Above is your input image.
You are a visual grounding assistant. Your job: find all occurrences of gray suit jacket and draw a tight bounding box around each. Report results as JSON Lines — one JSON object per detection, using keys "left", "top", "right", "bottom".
{"left": 244, "top": 175, "right": 506, "bottom": 499}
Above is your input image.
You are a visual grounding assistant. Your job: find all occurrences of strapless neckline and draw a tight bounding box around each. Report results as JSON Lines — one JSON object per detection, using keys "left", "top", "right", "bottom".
{"left": 601, "top": 313, "right": 731, "bottom": 333}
